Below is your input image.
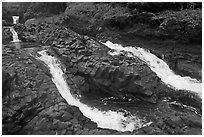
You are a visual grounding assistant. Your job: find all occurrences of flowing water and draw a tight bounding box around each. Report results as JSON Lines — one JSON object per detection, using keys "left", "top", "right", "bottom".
{"left": 5, "top": 32, "right": 201, "bottom": 132}
{"left": 12, "top": 16, "right": 19, "bottom": 24}
{"left": 101, "top": 41, "right": 202, "bottom": 97}
{"left": 6, "top": 20, "right": 201, "bottom": 131}
{"left": 10, "top": 16, "right": 21, "bottom": 43}
{"left": 9, "top": 16, "right": 21, "bottom": 48}
{"left": 36, "top": 50, "right": 152, "bottom": 132}
{"left": 3, "top": 14, "right": 201, "bottom": 133}
{"left": 10, "top": 27, "right": 21, "bottom": 43}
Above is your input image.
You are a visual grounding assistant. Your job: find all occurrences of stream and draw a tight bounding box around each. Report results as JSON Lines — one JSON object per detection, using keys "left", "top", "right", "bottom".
{"left": 5, "top": 20, "right": 202, "bottom": 132}
{"left": 36, "top": 50, "right": 152, "bottom": 132}
{"left": 101, "top": 41, "right": 202, "bottom": 98}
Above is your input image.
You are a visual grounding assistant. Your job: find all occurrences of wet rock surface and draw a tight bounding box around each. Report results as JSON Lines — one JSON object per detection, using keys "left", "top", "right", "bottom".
{"left": 58, "top": 3, "right": 202, "bottom": 81}
{"left": 4, "top": 3, "right": 200, "bottom": 81}
{"left": 37, "top": 25, "right": 161, "bottom": 104}
{"left": 165, "top": 52, "right": 202, "bottom": 80}
{"left": 2, "top": 23, "right": 202, "bottom": 135}
{"left": 149, "top": 49, "right": 202, "bottom": 81}
{"left": 2, "top": 46, "right": 120, "bottom": 135}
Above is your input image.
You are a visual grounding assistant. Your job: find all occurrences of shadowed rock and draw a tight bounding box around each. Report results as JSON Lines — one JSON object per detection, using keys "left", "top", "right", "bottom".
{"left": 2, "top": 69, "right": 15, "bottom": 100}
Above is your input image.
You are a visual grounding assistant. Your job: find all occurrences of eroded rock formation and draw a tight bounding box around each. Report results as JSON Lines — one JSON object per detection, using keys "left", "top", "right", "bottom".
{"left": 2, "top": 24, "right": 202, "bottom": 135}
{"left": 37, "top": 25, "right": 160, "bottom": 104}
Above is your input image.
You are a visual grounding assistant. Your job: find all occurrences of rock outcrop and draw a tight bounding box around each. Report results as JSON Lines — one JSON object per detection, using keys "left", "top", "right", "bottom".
{"left": 2, "top": 2, "right": 202, "bottom": 135}
{"left": 164, "top": 52, "right": 202, "bottom": 80}
{"left": 37, "top": 25, "right": 161, "bottom": 104}
{"left": 2, "top": 27, "right": 13, "bottom": 44}
{"left": 2, "top": 47, "right": 116, "bottom": 135}
{"left": 2, "top": 24, "right": 202, "bottom": 135}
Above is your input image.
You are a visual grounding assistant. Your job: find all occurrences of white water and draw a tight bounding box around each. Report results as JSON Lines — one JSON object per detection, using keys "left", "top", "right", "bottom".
{"left": 12, "top": 16, "right": 19, "bottom": 24}
{"left": 101, "top": 41, "right": 202, "bottom": 97}
{"left": 37, "top": 50, "right": 152, "bottom": 132}
{"left": 10, "top": 27, "right": 21, "bottom": 42}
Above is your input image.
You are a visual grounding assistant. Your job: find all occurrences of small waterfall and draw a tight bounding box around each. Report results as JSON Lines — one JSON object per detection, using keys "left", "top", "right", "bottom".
{"left": 10, "top": 27, "right": 21, "bottom": 42}
{"left": 12, "top": 16, "right": 19, "bottom": 24}
{"left": 101, "top": 41, "right": 202, "bottom": 97}
{"left": 37, "top": 50, "right": 152, "bottom": 132}
{"left": 10, "top": 16, "right": 21, "bottom": 42}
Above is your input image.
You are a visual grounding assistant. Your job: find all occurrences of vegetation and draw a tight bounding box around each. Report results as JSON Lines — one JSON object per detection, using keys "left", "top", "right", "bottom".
{"left": 2, "top": 2, "right": 202, "bottom": 43}
{"left": 23, "top": 2, "right": 67, "bottom": 21}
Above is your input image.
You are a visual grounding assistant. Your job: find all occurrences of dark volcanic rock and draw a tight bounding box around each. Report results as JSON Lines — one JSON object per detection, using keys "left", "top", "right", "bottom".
{"left": 2, "top": 2, "right": 202, "bottom": 135}
{"left": 2, "top": 47, "right": 111, "bottom": 135}
{"left": 13, "top": 23, "right": 37, "bottom": 42}
{"left": 164, "top": 52, "right": 202, "bottom": 80}
{"left": 2, "top": 23, "right": 202, "bottom": 135}
{"left": 38, "top": 25, "right": 161, "bottom": 104}
{"left": 158, "top": 9, "right": 202, "bottom": 43}
{"left": 2, "top": 69, "right": 13, "bottom": 98}
{"left": 2, "top": 27, "right": 13, "bottom": 44}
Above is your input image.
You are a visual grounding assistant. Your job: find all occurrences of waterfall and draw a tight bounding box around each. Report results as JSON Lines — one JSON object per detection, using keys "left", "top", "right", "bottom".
{"left": 10, "top": 27, "right": 21, "bottom": 42}
{"left": 12, "top": 16, "right": 19, "bottom": 24}
{"left": 36, "top": 50, "right": 152, "bottom": 132}
{"left": 10, "top": 16, "right": 21, "bottom": 42}
{"left": 101, "top": 41, "right": 202, "bottom": 97}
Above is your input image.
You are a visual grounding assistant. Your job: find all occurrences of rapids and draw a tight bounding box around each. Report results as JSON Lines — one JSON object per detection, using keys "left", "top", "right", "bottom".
{"left": 101, "top": 41, "right": 202, "bottom": 97}
{"left": 36, "top": 50, "right": 152, "bottom": 132}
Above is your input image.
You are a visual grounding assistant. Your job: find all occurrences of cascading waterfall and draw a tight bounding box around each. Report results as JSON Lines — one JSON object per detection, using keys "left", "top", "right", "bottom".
{"left": 37, "top": 50, "right": 152, "bottom": 132}
{"left": 101, "top": 41, "right": 202, "bottom": 97}
{"left": 10, "top": 27, "right": 21, "bottom": 42}
{"left": 10, "top": 16, "right": 21, "bottom": 43}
